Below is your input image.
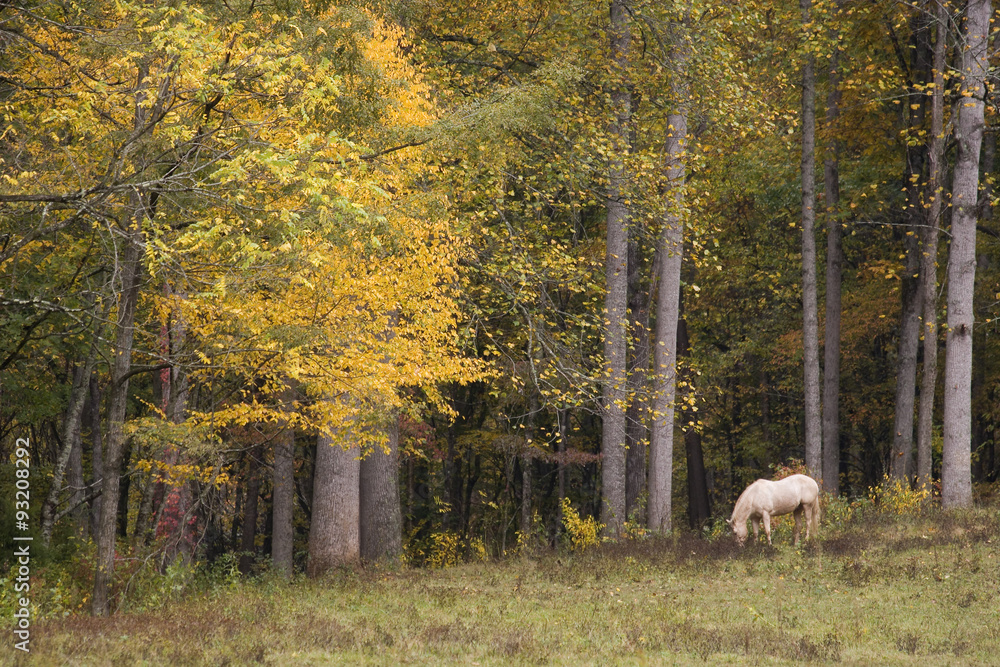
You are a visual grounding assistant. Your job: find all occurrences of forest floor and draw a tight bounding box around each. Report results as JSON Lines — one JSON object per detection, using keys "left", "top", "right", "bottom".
{"left": 10, "top": 505, "right": 1000, "bottom": 666}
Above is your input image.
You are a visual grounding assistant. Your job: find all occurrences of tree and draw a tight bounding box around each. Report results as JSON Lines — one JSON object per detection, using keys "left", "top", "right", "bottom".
{"left": 360, "top": 414, "right": 403, "bottom": 563}
{"left": 916, "top": 0, "right": 949, "bottom": 490}
{"left": 648, "top": 21, "right": 689, "bottom": 535}
{"left": 600, "top": 0, "right": 632, "bottom": 538}
{"left": 93, "top": 211, "right": 143, "bottom": 616}
{"left": 822, "top": 0, "right": 843, "bottom": 494}
{"left": 942, "top": 0, "right": 990, "bottom": 509}
{"left": 308, "top": 410, "right": 361, "bottom": 575}
{"left": 800, "top": 0, "right": 823, "bottom": 479}
{"left": 890, "top": 12, "right": 932, "bottom": 481}
{"left": 271, "top": 389, "right": 296, "bottom": 577}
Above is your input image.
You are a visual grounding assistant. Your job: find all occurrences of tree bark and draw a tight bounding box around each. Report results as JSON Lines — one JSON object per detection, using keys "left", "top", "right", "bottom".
{"left": 677, "top": 313, "right": 709, "bottom": 528}
{"left": 943, "top": 0, "right": 989, "bottom": 509}
{"left": 88, "top": 374, "right": 104, "bottom": 539}
{"left": 601, "top": 0, "right": 631, "bottom": 537}
{"left": 519, "top": 393, "right": 538, "bottom": 540}
{"left": 822, "top": 22, "right": 843, "bottom": 494}
{"left": 271, "top": 388, "right": 296, "bottom": 576}
{"left": 91, "top": 209, "right": 143, "bottom": 616}
{"left": 238, "top": 444, "right": 263, "bottom": 574}
{"left": 891, "top": 238, "right": 922, "bottom": 480}
{"left": 624, "top": 240, "right": 651, "bottom": 521}
{"left": 360, "top": 415, "right": 403, "bottom": 563}
{"left": 648, "top": 107, "right": 686, "bottom": 533}
{"left": 800, "top": 0, "right": 823, "bottom": 479}
{"left": 916, "top": 0, "right": 947, "bottom": 490}
{"left": 68, "top": 420, "right": 86, "bottom": 536}
{"left": 556, "top": 407, "right": 568, "bottom": 528}
{"left": 308, "top": 418, "right": 360, "bottom": 576}
{"left": 891, "top": 14, "right": 932, "bottom": 481}
{"left": 41, "top": 355, "right": 95, "bottom": 545}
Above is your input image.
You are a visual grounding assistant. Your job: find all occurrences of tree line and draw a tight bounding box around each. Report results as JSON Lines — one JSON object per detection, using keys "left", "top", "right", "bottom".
{"left": 1, "top": 0, "right": 998, "bottom": 615}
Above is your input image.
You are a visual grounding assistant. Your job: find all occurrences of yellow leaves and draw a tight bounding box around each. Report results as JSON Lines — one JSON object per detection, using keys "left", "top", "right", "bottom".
{"left": 561, "top": 498, "right": 603, "bottom": 550}
{"left": 135, "top": 458, "right": 227, "bottom": 487}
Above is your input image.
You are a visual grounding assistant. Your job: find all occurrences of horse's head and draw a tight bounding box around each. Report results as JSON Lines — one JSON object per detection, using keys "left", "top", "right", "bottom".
{"left": 727, "top": 517, "right": 748, "bottom": 546}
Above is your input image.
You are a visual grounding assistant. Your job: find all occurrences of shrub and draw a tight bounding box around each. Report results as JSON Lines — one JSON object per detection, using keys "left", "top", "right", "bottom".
{"left": 868, "top": 475, "right": 929, "bottom": 516}
{"left": 560, "top": 498, "right": 602, "bottom": 551}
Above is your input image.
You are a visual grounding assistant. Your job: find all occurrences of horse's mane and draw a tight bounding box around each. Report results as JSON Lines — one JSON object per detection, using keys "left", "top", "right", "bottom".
{"left": 730, "top": 479, "right": 765, "bottom": 521}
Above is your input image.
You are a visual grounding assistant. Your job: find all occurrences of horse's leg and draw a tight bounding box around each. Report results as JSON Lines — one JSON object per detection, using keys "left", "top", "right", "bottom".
{"left": 793, "top": 507, "right": 803, "bottom": 546}
{"left": 762, "top": 512, "right": 772, "bottom": 545}
{"left": 808, "top": 500, "right": 819, "bottom": 539}
{"left": 751, "top": 517, "right": 760, "bottom": 542}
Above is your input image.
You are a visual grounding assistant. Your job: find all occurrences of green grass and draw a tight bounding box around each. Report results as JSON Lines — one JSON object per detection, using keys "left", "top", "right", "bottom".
{"left": 11, "top": 507, "right": 1000, "bottom": 666}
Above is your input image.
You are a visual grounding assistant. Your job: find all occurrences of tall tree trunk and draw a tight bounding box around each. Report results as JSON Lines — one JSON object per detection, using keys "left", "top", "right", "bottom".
{"left": 677, "top": 312, "right": 709, "bottom": 528}
{"left": 68, "top": 421, "right": 86, "bottom": 536}
{"left": 360, "top": 415, "right": 403, "bottom": 563}
{"left": 601, "top": 0, "right": 631, "bottom": 537}
{"left": 891, "top": 240, "right": 922, "bottom": 479}
{"left": 88, "top": 374, "right": 104, "bottom": 538}
{"left": 92, "top": 208, "right": 143, "bottom": 616}
{"left": 271, "top": 388, "right": 296, "bottom": 577}
{"left": 556, "top": 407, "right": 568, "bottom": 528}
{"left": 308, "top": 418, "right": 360, "bottom": 576}
{"left": 159, "top": 295, "right": 195, "bottom": 562}
{"left": 133, "top": 471, "right": 156, "bottom": 547}
{"left": 822, "top": 20, "right": 843, "bottom": 494}
{"left": 238, "top": 444, "right": 263, "bottom": 574}
{"left": 648, "top": 104, "right": 687, "bottom": 532}
{"left": 891, "top": 14, "right": 932, "bottom": 481}
{"left": 800, "top": 0, "right": 823, "bottom": 479}
{"left": 41, "top": 354, "right": 95, "bottom": 545}
{"left": 943, "top": 0, "right": 990, "bottom": 509}
{"left": 916, "top": 0, "right": 948, "bottom": 490}
{"left": 446, "top": 423, "right": 463, "bottom": 533}
{"left": 624, "top": 241, "right": 651, "bottom": 521}
{"left": 519, "top": 394, "right": 538, "bottom": 539}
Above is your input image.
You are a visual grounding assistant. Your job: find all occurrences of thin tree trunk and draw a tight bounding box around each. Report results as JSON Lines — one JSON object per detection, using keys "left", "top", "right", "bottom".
{"left": 308, "top": 416, "right": 360, "bottom": 576}
{"left": 230, "top": 474, "right": 244, "bottom": 550}
{"left": 92, "top": 208, "right": 144, "bottom": 616}
{"left": 625, "top": 241, "right": 651, "bottom": 521}
{"left": 447, "top": 425, "right": 463, "bottom": 533}
{"left": 601, "top": 0, "right": 631, "bottom": 538}
{"left": 133, "top": 471, "right": 157, "bottom": 546}
{"left": 68, "top": 421, "right": 86, "bottom": 536}
{"left": 891, "top": 14, "right": 932, "bottom": 481}
{"left": 800, "top": 0, "right": 822, "bottom": 479}
{"left": 519, "top": 394, "right": 538, "bottom": 539}
{"left": 41, "top": 356, "right": 95, "bottom": 545}
{"left": 88, "top": 374, "right": 104, "bottom": 538}
{"left": 360, "top": 414, "right": 403, "bottom": 563}
{"left": 648, "top": 107, "right": 687, "bottom": 533}
{"left": 556, "top": 407, "right": 568, "bottom": 528}
{"left": 822, "top": 24, "right": 843, "bottom": 494}
{"left": 160, "top": 295, "right": 195, "bottom": 562}
{"left": 238, "top": 444, "right": 263, "bottom": 574}
{"left": 677, "top": 313, "right": 709, "bottom": 528}
{"left": 891, "top": 240, "right": 922, "bottom": 480}
{"left": 271, "top": 387, "right": 296, "bottom": 576}
{"left": 943, "top": 0, "right": 989, "bottom": 509}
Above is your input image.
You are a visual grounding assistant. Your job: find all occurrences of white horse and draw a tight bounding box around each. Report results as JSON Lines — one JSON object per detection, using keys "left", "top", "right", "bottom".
{"left": 727, "top": 474, "right": 820, "bottom": 546}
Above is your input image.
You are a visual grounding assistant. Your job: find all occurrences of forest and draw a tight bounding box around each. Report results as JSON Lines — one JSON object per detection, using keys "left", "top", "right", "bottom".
{"left": 1, "top": 0, "right": 999, "bottom": 624}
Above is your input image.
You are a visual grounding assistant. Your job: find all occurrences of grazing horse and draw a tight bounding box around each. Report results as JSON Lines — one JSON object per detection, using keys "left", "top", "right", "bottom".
{"left": 727, "top": 474, "right": 820, "bottom": 546}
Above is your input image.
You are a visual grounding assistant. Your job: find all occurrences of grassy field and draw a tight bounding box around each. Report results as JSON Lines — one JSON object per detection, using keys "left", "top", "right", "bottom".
{"left": 12, "top": 506, "right": 1000, "bottom": 666}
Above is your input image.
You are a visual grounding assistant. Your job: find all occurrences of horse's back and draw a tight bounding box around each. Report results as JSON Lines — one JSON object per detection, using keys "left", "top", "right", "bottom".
{"left": 768, "top": 475, "right": 819, "bottom": 514}
{"left": 786, "top": 474, "right": 820, "bottom": 503}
